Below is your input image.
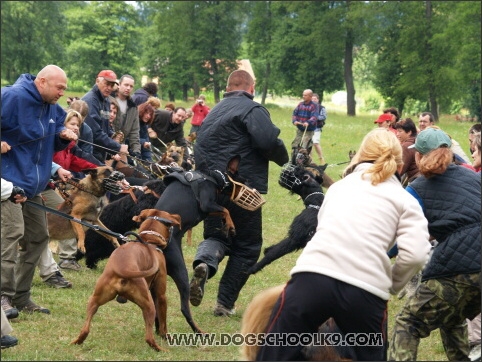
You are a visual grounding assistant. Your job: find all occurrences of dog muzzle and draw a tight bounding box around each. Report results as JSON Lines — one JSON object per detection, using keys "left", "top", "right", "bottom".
{"left": 227, "top": 175, "right": 266, "bottom": 211}
{"left": 278, "top": 163, "right": 302, "bottom": 191}
{"left": 102, "top": 171, "right": 126, "bottom": 195}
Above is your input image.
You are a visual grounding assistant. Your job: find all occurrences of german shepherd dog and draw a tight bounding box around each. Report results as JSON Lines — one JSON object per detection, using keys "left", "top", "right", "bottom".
{"left": 240, "top": 284, "right": 355, "bottom": 361}
{"left": 47, "top": 166, "right": 126, "bottom": 253}
{"left": 293, "top": 148, "right": 335, "bottom": 189}
{"left": 79, "top": 179, "right": 166, "bottom": 269}
{"left": 248, "top": 164, "right": 324, "bottom": 275}
{"left": 154, "top": 155, "right": 248, "bottom": 334}
{"left": 71, "top": 209, "right": 181, "bottom": 352}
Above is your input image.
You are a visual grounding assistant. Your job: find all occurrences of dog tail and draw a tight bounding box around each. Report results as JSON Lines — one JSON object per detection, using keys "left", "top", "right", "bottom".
{"left": 240, "top": 284, "right": 285, "bottom": 361}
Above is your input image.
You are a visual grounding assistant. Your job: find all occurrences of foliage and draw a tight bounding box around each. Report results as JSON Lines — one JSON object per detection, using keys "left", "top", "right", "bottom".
{"left": 0, "top": 1, "right": 479, "bottom": 114}
{"left": 366, "top": 1, "right": 481, "bottom": 120}
{"left": 63, "top": 1, "right": 142, "bottom": 89}
{"left": 1, "top": 1, "right": 67, "bottom": 83}
{"left": 140, "top": 1, "right": 245, "bottom": 103}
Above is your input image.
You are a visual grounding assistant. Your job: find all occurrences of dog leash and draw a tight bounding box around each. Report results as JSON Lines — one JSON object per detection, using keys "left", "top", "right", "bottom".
{"left": 327, "top": 160, "right": 351, "bottom": 168}
{"left": 25, "top": 200, "right": 129, "bottom": 243}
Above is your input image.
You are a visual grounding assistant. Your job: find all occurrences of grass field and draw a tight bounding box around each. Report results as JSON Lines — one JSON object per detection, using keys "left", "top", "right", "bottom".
{"left": 1, "top": 94, "right": 475, "bottom": 361}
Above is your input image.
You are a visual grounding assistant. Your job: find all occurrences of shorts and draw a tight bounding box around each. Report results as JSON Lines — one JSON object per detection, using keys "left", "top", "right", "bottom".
{"left": 312, "top": 128, "right": 321, "bottom": 144}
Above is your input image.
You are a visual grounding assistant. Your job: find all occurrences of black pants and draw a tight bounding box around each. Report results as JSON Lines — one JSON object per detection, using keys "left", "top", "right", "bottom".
{"left": 193, "top": 194, "right": 262, "bottom": 309}
{"left": 256, "top": 273, "right": 387, "bottom": 361}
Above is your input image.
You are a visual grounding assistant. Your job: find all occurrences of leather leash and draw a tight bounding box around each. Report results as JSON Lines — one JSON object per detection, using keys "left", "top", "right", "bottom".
{"left": 25, "top": 200, "right": 129, "bottom": 243}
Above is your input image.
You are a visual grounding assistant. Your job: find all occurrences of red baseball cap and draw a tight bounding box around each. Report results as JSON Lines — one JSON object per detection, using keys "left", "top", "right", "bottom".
{"left": 97, "top": 70, "right": 117, "bottom": 83}
{"left": 374, "top": 114, "right": 392, "bottom": 124}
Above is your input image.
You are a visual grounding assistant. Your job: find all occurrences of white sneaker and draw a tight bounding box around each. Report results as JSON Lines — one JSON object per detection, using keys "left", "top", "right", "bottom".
{"left": 469, "top": 344, "right": 481, "bottom": 361}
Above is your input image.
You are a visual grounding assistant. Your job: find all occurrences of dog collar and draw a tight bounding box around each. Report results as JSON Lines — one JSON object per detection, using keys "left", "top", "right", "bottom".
{"left": 139, "top": 230, "right": 168, "bottom": 246}
{"left": 304, "top": 192, "right": 323, "bottom": 210}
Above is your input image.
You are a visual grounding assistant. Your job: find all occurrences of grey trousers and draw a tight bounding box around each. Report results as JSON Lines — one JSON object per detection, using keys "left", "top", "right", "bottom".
{"left": 1, "top": 195, "right": 50, "bottom": 308}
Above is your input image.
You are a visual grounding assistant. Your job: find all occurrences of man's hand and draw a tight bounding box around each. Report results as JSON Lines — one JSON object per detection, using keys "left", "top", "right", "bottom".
{"left": 148, "top": 128, "right": 157, "bottom": 139}
{"left": 59, "top": 129, "right": 78, "bottom": 141}
{"left": 1, "top": 141, "right": 11, "bottom": 154}
{"left": 57, "top": 167, "right": 72, "bottom": 181}
{"left": 9, "top": 186, "right": 27, "bottom": 203}
{"left": 119, "top": 144, "right": 129, "bottom": 154}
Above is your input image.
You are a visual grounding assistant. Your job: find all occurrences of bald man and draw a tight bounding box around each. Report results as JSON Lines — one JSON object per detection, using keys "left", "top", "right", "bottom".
{"left": 190, "top": 70, "right": 289, "bottom": 316}
{"left": 290, "top": 89, "right": 319, "bottom": 161}
{"left": 1, "top": 64, "right": 77, "bottom": 315}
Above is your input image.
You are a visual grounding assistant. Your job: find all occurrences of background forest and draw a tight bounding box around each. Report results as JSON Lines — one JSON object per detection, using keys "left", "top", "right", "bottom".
{"left": 1, "top": 1, "right": 480, "bottom": 120}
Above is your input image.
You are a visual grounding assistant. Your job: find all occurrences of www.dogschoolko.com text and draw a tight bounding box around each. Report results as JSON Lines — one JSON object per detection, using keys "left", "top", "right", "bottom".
{"left": 166, "top": 332, "right": 383, "bottom": 347}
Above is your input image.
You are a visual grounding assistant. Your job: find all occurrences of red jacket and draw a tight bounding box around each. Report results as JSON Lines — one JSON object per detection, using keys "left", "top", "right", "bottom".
{"left": 191, "top": 103, "right": 210, "bottom": 126}
{"left": 53, "top": 141, "right": 98, "bottom": 172}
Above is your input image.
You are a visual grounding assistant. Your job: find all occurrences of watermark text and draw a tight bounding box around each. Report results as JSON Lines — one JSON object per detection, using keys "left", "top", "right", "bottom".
{"left": 166, "top": 332, "right": 383, "bottom": 347}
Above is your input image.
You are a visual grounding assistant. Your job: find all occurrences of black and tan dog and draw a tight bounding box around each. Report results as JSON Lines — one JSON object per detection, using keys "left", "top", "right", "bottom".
{"left": 71, "top": 209, "right": 181, "bottom": 352}
{"left": 248, "top": 165, "right": 324, "bottom": 275}
{"left": 47, "top": 166, "right": 126, "bottom": 253}
{"left": 293, "top": 148, "right": 335, "bottom": 189}
{"left": 80, "top": 179, "right": 166, "bottom": 269}
{"left": 155, "top": 155, "right": 249, "bottom": 334}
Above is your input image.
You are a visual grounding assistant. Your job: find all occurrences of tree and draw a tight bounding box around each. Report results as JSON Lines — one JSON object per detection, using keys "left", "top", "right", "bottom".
{"left": 439, "top": 1, "right": 481, "bottom": 120}
{"left": 1, "top": 1, "right": 66, "bottom": 83}
{"left": 266, "top": 2, "right": 345, "bottom": 101}
{"left": 63, "top": 1, "right": 142, "bottom": 88}
{"left": 368, "top": 1, "right": 480, "bottom": 120}
{"left": 139, "top": 1, "right": 244, "bottom": 103}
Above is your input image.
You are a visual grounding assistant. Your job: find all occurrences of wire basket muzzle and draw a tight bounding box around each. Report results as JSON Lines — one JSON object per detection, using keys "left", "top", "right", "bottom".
{"left": 278, "top": 163, "right": 302, "bottom": 190}
{"left": 227, "top": 175, "right": 266, "bottom": 211}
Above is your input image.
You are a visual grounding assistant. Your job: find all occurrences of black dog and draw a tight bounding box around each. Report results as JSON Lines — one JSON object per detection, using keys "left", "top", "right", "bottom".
{"left": 79, "top": 180, "right": 166, "bottom": 269}
{"left": 248, "top": 164, "right": 324, "bottom": 275}
{"left": 155, "top": 155, "right": 247, "bottom": 334}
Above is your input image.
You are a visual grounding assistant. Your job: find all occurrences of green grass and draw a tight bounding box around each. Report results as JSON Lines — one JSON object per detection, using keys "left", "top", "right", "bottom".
{"left": 2, "top": 97, "right": 475, "bottom": 360}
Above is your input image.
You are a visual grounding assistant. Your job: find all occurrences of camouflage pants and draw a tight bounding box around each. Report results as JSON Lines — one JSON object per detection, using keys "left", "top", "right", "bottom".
{"left": 388, "top": 273, "right": 481, "bottom": 361}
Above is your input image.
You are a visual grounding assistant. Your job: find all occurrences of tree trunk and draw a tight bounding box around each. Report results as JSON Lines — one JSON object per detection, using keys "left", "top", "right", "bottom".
{"left": 261, "top": 62, "right": 271, "bottom": 105}
{"left": 210, "top": 59, "right": 221, "bottom": 103}
{"left": 425, "top": 0, "right": 439, "bottom": 121}
{"left": 345, "top": 27, "right": 356, "bottom": 116}
{"left": 182, "top": 84, "right": 188, "bottom": 102}
{"left": 193, "top": 81, "right": 200, "bottom": 99}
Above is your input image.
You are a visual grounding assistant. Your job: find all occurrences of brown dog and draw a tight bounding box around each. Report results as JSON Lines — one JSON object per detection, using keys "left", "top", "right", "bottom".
{"left": 240, "top": 284, "right": 351, "bottom": 361}
{"left": 71, "top": 209, "right": 182, "bottom": 352}
{"left": 47, "top": 166, "right": 126, "bottom": 253}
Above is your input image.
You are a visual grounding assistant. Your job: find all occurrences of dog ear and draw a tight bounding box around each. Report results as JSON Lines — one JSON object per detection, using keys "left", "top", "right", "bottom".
{"left": 168, "top": 213, "right": 182, "bottom": 229}
{"left": 82, "top": 168, "right": 98, "bottom": 177}
{"left": 227, "top": 155, "right": 241, "bottom": 175}
{"left": 133, "top": 209, "right": 150, "bottom": 223}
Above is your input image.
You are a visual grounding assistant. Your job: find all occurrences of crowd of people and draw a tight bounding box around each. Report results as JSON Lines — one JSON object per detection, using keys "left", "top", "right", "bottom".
{"left": 0, "top": 64, "right": 215, "bottom": 349}
{"left": 1, "top": 64, "right": 479, "bottom": 361}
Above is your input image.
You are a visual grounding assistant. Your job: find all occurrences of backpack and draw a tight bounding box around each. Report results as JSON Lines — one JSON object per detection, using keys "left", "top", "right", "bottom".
{"left": 317, "top": 105, "right": 327, "bottom": 128}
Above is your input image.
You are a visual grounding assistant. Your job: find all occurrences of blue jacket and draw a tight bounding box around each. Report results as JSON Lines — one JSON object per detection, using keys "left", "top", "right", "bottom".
{"left": 1, "top": 74, "right": 69, "bottom": 198}
{"left": 82, "top": 84, "right": 121, "bottom": 162}
{"left": 407, "top": 164, "right": 481, "bottom": 280}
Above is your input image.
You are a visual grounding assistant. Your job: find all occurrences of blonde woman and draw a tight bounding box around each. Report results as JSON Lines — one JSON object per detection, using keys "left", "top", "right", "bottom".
{"left": 256, "top": 129, "right": 431, "bottom": 361}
